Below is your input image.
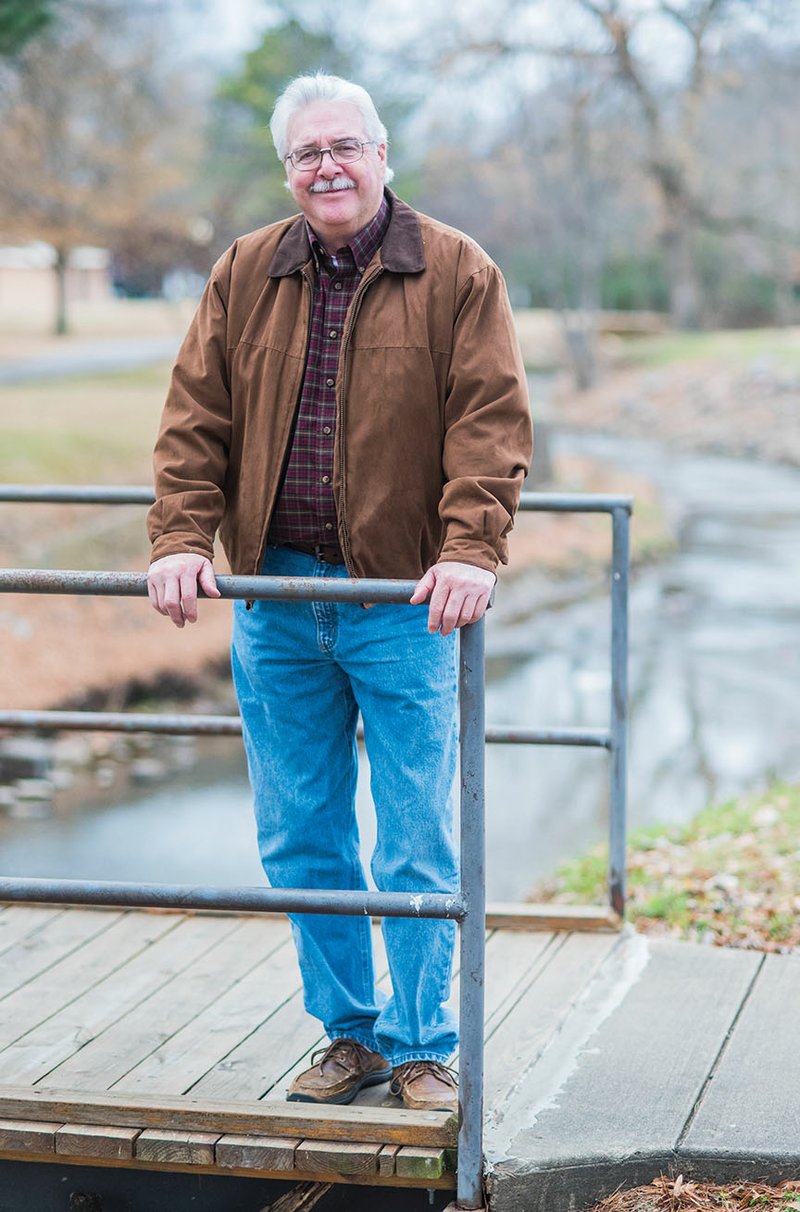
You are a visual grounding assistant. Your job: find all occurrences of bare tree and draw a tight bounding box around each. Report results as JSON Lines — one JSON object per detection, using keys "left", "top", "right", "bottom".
{"left": 0, "top": 0, "right": 197, "bottom": 333}
{"left": 413, "top": 0, "right": 800, "bottom": 330}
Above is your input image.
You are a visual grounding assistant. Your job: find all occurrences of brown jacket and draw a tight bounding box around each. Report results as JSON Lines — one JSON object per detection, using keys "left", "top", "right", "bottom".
{"left": 148, "top": 193, "right": 532, "bottom": 579}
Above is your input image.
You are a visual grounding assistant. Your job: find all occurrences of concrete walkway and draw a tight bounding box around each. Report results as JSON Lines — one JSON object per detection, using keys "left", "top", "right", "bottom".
{"left": 485, "top": 927, "right": 800, "bottom": 1211}
{"left": 0, "top": 336, "right": 180, "bottom": 383}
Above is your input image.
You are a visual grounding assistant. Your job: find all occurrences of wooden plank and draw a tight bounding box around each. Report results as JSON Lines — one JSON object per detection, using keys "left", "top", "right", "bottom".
{"left": 112, "top": 930, "right": 299, "bottom": 1095}
{"left": 181, "top": 985, "right": 317, "bottom": 1101}
{"left": 0, "top": 1117, "right": 62, "bottom": 1154}
{"left": 135, "top": 1128, "right": 220, "bottom": 1166}
{"left": 55, "top": 1123, "right": 140, "bottom": 1160}
{"left": 46, "top": 916, "right": 291, "bottom": 1092}
{"left": 0, "top": 913, "right": 248, "bottom": 1084}
{"left": 0, "top": 1086, "right": 457, "bottom": 1146}
{"left": 355, "top": 929, "right": 557, "bottom": 1108}
{"left": 0, "top": 1148, "right": 455, "bottom": 1187}
{"left": 192, "top": 924, "right": 389, "bottom": 1102}
{"left": 377, "top": 1143, "right": 400, "bottom": 1177}
{"left": 483, "top": 931, "right": 620, "bottom": 1111}
{"left": 216, "top": 1132, "right": 300, "bottom": 1171}
{"left": 0, "top": 908, "right": 121, "bottom": 999}
{"left": 484, "top": 938, "right": 761, "bottom": 1175}
{"left": 0, "top": 906, "right": 64, "bottom": 957}
{"left": 295, "top": 1138, "right": 381, "bottom": 1176}
{"left": 681, "top": 953, "right": 800, "bottom": 1162}
{"left": 0, "top": 910, "right": 181, "bottom": 1052}
{"left": 395, "top": 1145, "right": 450, "bottom": 1181}
{"left": 486, "top": 902, "right": 621, "bottom": 932}
{"left": 483, "top": 929, "right": 558, "bottom": 1036}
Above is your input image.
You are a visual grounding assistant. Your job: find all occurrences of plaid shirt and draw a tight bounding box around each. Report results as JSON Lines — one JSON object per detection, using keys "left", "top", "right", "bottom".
{"left": 268, "top": 194, "right": 391, "bottom": 549}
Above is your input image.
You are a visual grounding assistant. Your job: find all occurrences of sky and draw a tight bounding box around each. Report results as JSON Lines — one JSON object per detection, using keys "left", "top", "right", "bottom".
{"left": 182, "top": 0, "right": 275, "bottom": 62}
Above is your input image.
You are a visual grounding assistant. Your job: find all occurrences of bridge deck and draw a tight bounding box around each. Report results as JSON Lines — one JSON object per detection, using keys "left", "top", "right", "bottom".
{"left": 5, "top": 903, "right": 789, "bottom": 1210}
{"left": 0, "top": 902, "right": 611, "bottom": 1192}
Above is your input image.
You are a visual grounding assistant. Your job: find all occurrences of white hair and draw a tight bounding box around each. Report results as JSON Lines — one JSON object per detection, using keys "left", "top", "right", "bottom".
{"left": 270, "top": 73, "right": 394, "bottom": 184}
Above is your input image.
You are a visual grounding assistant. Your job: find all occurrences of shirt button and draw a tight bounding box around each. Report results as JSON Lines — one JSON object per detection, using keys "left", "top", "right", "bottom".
{"left": 326, "top": 378, "right": 335, "bottom": 387}
{"left": 321, "top": 475, "right": 330, "bottom": 484}
{"left": 358, "top": 265, "right": 365, "bottom": 273}
{"left": 325, "top": 522, "right": 334, "bottom": 531}
{"left": 322, "top": 425, "right": 332, "bottom": 435}
{"left": 334, "top": 282, "right": 343, "bottom": 291}
{"left": 328, "top": 330, "right": 337, "bottom": 338}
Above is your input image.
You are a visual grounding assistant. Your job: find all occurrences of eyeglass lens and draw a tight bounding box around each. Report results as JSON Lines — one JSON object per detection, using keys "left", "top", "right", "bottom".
{"left": 291, "top": 139, "right": 367, "bottom": 168}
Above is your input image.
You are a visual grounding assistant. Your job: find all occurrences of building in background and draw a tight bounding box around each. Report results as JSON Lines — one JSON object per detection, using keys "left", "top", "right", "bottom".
{"left": 0, "top": 242, "right": 112, "bottom": 313}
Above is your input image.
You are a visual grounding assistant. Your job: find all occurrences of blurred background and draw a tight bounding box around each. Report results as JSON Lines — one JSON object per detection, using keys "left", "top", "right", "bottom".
{"left": 0, "top": 0, "right": 798, "bottom": 907}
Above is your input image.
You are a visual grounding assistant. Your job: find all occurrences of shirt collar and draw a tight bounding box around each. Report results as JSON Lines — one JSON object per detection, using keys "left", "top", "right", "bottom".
{"left": 268, "top": 190, "right": 424, "bottom": 278}
{"left": 305, "top": 192, "right": 391, "bottom": 274}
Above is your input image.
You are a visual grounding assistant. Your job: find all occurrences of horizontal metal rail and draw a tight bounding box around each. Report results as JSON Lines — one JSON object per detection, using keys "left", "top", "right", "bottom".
{"left": 0, "top": 709, "right": 611, "bottom": 749}
{"left": 0, "top": 877, "right": 465, "bottom": 919}
{"left": 520, "top": 490, "right": 632, "bottom": 513}
{"left": 0, "top": 569, "right": 417, "bottom": 603}
{"left": 0, "top": 485, "right": 155, "bottom": 505}
{"left": 0, "top": 483, "right": 632, "bottom": 514}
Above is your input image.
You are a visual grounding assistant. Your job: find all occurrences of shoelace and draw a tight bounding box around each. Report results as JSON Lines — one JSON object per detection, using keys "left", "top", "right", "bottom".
{"left": 392, "top": 1060, "right": 458, "bottom": 1089}
{"left": 310, "top": 1038, "right": 365, "bottom": 1073}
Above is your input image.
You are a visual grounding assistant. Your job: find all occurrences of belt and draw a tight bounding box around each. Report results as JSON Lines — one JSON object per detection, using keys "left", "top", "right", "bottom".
{"left": 281, "top": 540, "right": 346, "bottom": 565}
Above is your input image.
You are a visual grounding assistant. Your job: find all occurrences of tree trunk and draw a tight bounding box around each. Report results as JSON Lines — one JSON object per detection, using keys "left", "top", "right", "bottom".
{"left": 54, "top": 247, "right": 68, "bottom": 336}
{"left": 662, "top": 217, "right": 702, "bottom": 331}
{"left": 560, "top": 309, "right": 599, "bottom": 391}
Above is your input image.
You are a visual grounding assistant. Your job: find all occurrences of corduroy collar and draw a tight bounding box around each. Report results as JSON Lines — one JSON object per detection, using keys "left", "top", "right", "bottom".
{"left": 267, "top": 190, "right": 425, "bottom": 278}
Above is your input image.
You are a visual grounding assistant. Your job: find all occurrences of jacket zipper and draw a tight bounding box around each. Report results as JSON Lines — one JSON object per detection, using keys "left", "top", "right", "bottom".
{"left": 336, "top": 263, "right": 383, "bottom": 575}
{"left": 246, "top": 266, "right": 315, "bottom": 607}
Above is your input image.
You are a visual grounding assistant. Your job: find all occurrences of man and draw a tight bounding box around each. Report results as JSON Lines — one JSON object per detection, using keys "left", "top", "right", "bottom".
{"left": 147, "top": 74, "right": 531, "bottom": 1115}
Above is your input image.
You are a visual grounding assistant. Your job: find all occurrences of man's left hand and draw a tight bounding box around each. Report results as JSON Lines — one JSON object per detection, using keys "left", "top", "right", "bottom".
{"left": 410, "top": 561, "right": 496, "bottom": 636}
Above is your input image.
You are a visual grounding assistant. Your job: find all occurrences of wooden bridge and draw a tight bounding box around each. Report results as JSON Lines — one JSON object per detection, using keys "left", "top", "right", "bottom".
{"left": 1, "top": 902, "right": 797, "bottom": 1210}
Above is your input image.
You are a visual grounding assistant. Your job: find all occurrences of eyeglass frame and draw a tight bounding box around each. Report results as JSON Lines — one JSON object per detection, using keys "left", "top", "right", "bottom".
{"left": 283, "top": 139, "right": 379, "bottom": 171}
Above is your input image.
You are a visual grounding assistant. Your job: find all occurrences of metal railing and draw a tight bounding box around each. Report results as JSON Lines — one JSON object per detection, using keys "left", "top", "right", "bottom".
{"left": 0, "top": 485, "right": 632, "bottom": 1209}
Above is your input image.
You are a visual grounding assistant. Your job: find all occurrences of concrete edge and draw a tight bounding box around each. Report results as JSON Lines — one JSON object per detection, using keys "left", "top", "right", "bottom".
{"left": 484, "top": 1149, "right": 800, "bottom": 1211}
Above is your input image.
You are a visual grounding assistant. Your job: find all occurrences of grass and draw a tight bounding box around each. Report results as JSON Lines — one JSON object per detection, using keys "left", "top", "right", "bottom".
{"left": 0, "top": 362, "right": 174, "bottom": 569}
{"left": 0, "top": 362, "right": 172, "bottom": 485}
{"left": 532, "top": 783, "right": 800, "bottom": 952}
{"left": 619, "top": 326, "right": 800, "bottom": 371}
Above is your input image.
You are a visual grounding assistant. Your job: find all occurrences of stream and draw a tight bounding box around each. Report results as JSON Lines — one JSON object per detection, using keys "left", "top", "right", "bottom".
{"left": 1, "top": 430, "right": 798, "bottom": 901}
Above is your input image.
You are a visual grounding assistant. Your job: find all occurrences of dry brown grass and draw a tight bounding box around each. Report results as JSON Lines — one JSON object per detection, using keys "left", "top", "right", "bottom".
{"left": 589, "top": 1174, "right": 800, "bottom": 1211}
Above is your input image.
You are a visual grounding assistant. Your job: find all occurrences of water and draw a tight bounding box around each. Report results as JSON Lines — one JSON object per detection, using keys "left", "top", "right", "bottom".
{"left": 2, "top": 431, "right": 799, "bottom": 900}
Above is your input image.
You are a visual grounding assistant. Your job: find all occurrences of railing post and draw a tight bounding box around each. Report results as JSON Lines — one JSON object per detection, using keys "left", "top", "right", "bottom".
{"left": 609, "top": 505, "right": 630, "bottom": 917}
{"left": 456, "top": 617, "right": 487, "bottom": 1209}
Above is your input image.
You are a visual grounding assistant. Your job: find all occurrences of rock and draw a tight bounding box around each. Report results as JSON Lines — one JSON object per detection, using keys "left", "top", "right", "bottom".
{"left": 50, "top": 767, "right": 74, "bottom": 791}
{"left": 0, "top": 785, "right": 17, "bottom": 814}
{"left": 14, "top": 777, "right": 54, "bottom": 802}
{"left": 704, "top": 872, "right": 740, "bottom": 896}
{"left": 52, "top": 736, "right": 94, "bottom": 770}
{"left": 130, "top": 757, "right": 167, "bottom": 785}
{"left": 8, "top": 798, "right": 52, "bottom": 820}
{"left": 0, "top": 737, "right": 51, "bottom": 781}
{"left": 129, "top": 734, "right": 156, "bottom": 755}
{"left": 94, "top": 762, "right": 117, "bottom": 789}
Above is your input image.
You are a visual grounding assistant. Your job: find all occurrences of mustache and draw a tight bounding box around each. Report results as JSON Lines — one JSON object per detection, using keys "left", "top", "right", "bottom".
{"left": 308, "top": 178, "right": 357, "bottom": 194}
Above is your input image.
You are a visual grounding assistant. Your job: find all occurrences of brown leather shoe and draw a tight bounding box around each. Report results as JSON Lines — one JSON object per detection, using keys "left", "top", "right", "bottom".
{"left": 287, "top": 1038, "right": 392, "bottom": 1105}
{"left": 390, "top": 1060, "right": 459, "bottom": 1113}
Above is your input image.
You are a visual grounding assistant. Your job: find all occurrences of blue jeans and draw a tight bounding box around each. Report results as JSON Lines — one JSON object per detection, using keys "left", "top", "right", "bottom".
{"left": 231, "top": 545, "right": 459, "bottom": 1065}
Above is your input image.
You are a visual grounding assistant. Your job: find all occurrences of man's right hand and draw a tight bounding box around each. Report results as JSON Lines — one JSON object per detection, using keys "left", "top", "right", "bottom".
{"left": 147, "top": 553, "right": 221, "bottom": 628}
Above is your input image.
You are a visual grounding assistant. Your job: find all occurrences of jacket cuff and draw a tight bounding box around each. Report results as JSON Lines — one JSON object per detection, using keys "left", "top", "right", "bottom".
{"left": 437, "top": 539, "right": 503, "bottom": 574}
{"left": 149, "top": 535, "right": 215, "bottom": 565}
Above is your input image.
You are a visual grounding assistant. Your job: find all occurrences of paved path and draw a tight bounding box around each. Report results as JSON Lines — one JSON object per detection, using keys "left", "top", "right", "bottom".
{"left": 485, "top": 928, "right": 799, "bottom": 1211}
{"left": 0, "top": 336, "right": 181, "bottom": 383}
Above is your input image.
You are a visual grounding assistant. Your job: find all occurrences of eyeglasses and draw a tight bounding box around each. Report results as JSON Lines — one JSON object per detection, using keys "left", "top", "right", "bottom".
{"left": 284, "top": 138, "right": 377, "bottom": 171}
